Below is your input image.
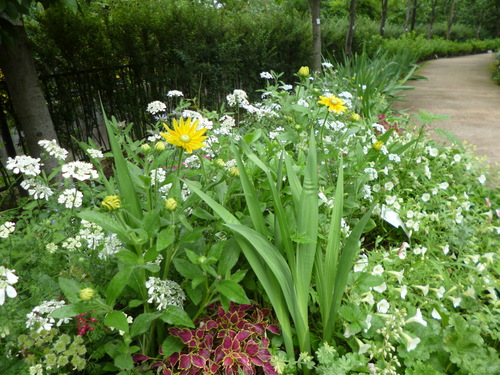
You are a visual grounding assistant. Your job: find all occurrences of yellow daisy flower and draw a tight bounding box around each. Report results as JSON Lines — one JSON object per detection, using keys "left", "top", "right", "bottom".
{"left": 160, "top": 118, "right": 207, "bottom": 154}
{"left": 318, "top": 95, "right": 347, "bottom": 114}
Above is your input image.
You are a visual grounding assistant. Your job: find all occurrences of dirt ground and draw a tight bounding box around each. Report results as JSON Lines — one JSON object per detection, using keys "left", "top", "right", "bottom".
{"left": 392, "top": 52, "right": 500, "bottom": 174}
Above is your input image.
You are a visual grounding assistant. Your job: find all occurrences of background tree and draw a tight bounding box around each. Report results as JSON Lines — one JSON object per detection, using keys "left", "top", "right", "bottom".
{"left": 445, "top": 0, "right": 457, "bottom": 39}
{"left": 311, "top": 0, "right": 322, "bottom": 71}
{"left": 0, "top": 0, "right": 78, "bottom": 175}
{"left": 345, "top": 0, "right": 357, "bottom": 58}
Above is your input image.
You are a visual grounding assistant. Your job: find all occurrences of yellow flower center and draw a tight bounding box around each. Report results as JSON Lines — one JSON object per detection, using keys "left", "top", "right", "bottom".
{"left": 180, "top": 135, "right": 191, "bottom": 143}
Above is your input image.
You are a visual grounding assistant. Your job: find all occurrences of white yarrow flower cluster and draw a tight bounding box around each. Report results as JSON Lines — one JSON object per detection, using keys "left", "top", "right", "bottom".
{"left": 0, "top": 221, "right": 16, "bottom": 238}
{"left": 87, "top": 148, "right": 104, "bottom": 159}
{"left": 226, "top": 89, "right": 249, "bottom": 107}
{"left": 150, "top": 168, "right": 167, "bottom": 185}
{"left": 61, "top": 161, "right": 98, "bottom": 181}
{"left": 147, "top": 100, "right": 167, "bottom": 115}
{"left": 58, "top": 188, "right": 83, "bottom": 208}
{"left": 6, "top": 155, "right": 42, "bottom": 176}
{"left": 0, "top": 266, "right": 18, "bottom": 305}
{"left": 146, "top": 277, "right": 186, "bottom": 311}
{"left": 38, "top": 139, "right": 68, "bottom": 160}
{"left": 20, "top": 178, "right": 53, "bottom": 200}
{"left": 167, "top": 90, "right": 184, "bottom": 97}
{"left": 25, "top": 300, "right": 71, "bottom": 332}
{"left": 79, "top": 220, "right": 106, "bottom": 250}
{"left": 260, "top": 71, "right": 273, "bottom": 80}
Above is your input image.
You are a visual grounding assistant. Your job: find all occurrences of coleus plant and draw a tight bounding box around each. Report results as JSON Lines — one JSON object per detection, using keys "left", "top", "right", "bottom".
{"left": 134, "top": 302, "right": 280, "bottom": 375}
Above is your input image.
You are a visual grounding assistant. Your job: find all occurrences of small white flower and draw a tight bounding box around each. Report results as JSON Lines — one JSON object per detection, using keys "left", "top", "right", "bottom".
{"left": 0, "top": 222, "right": 16, "bottom": 239}
{"left": 147, "top": 100, "right": 167, "bottom": 114}
{"left": 372, "top": 265, "right": 384, "bottom": 276}
{"left": 433, "top": 286, "right": 446, "bottom": 299}
{"left": 87, "top": 148, "right": 104, "bottom": 159}
{"left": 146, "top": 277, "right": 186, "bottom": 310}
{"left": 322, "top": 61, "right": 333, "bottom": 69}
{"left": 438, "top": 182, "right": 449, "bottom": 190}
{"left": 0, "top": 266, "right": 18, "bottom": 305}
{"left": 58, "top": 188, "right": 83, "bottom": 209}
{"left": 385, "top": 195, "right": 397, "bottom": 205}
{"left": 167, "top": 90, "right": 184, "bottom": 97}
{"left": 360, "top": 292, "right": 375, "bottom": 306}
{"left": 355, "top": 337, "right": 371, "bottom": 354}
{"left": 373, "top": 282, "right": 387, "bottom": 294}
{"left": 405, "top": 308, "right": 427, "bottom": 327}
{"left": 401, "top": 332, "right": 421, "bottom": 351}
{"left": 384, "top": 181, "right": 394, "bottom": 191}
{"left": 260, "top": 71, "right": 273, "bottom": 79}
{"left": 477, "top": 174, "right": 486, "bottom": 185}
{"left": 377, "top": 299, "right": 390, "bottom": 313}
{"left": 387, "top": 269, "right": 404, "bottom": 284}
{"left": 38, "top": 139, "right": 69, "bottom": 160}
{"left": 6, "top": 155, "right": 42, "bottom": 176}
{"left": 427, "top": 147, "right": 438, "bottom": 157}
{"left": 415, "top": 285, "right": 429, "bottom": 296}
{"left": 281, "top": 84, "right": 293, "bottom": 91}
{"left": 61, "top": 161, "right": 98, "bottom": 181}
{"left": 448, "top": 296, "right": 462, "bottom": 308}
{"left": 431, "top": 309, "right": 442, "bottom": 320}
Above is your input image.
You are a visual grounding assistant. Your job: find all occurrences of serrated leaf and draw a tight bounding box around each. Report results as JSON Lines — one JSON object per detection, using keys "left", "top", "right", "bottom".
{"left": 160, "top": 306, "right": 194, "bottom": 328}
{"left": 114, "top": 353, "right": 134, "bottom": 371}
{"left": 173, "top": 258, "right": 203, "bottom": 279}
{"left": 58, "top": 277, "right": 82, "bottom": 303}
{"left": 115, "top": 249, "right": 139, "bottom": 265}
{"left": 215, "top": 280, "right": 249, "bottom": 304}
{"left": 162, "top": 336, "right": 184, "bottom": 357}
{"left": 130, "top": 313, "right": 160, "bottom": 338}
{"left": 105, "top": 311, "right": 129, "bottom": 334}
{"left": 106, "top": 267, "right": 133, "bottom": 306}
{"left": 157, "top": 226, "right": 175, "bottom": 250}
{"left": 50, "top": 302, "right": 99, "bottom": 319}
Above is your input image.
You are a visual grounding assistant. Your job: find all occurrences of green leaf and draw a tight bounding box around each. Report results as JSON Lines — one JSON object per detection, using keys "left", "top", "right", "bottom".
{"left": 115, "top": 249, "right": 139, "bottom": 265}
{"left": 58, "top": 277, "right": 82, "bottom": 303}
{"left": 61, "top": 0, "right": 78, "bottom": 14}
{"left": 215, "top": 280, "right": 250, "bottom": 305}
{"left": 160, "top": 306, "right": 194, "bottom": 328}
{"left": 173, "top": 258, "right": 203, "bottom": 279}
{"left": 106, "top": 267, "right": 134, "bottom": 306}
{"left": 104, "top": 311, "right": 129, "bottom": 334}
{"left": 78, "top": 210, "right": 131, "bottom": 244}
{"left": 162, "top": 336, "right": 184, "bottom": 357}
{"left": 114, "top": 353, "right": 134, "bottom": 371}
{"left": 50, "top": 302, "right": 100, "bottom": 319}
{"left": 142, "top": 209, "right": 161, "bottom": 237}
{"left": 130, "top": 313, "right": 160, "bottom": 338}
{"left": 157, "top": 226, "right": 175, "bottom": 250}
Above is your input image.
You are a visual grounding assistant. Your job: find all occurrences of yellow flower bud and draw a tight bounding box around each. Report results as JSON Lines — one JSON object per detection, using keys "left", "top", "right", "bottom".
{"left": 102, "top": 195, "right": 121, "bottom": 210}
{"left": 298, "top": 66, "right": 310, "bottom": 77}
{"left": 351, "top": 113, "right": 361, "bottom": 121}
{"left": 141, "top": 144, "right": 151, "bottom": 152}
{"left": 165, "top": 198, "right": 178, "bottom": 211}
{"left": 154, "top": 141, "right": 166, "bottom": 151}
{"left": 373, "top": 140, "right": 384, "bottom": 151}
{"left": 79, "top": 288, "right": 94, "bottom": 301}
{"left": 229, "top": 167, "right": 240, "bottom": 177}
{"left": 216, "top": 158, "right": 226, "bottom": 167}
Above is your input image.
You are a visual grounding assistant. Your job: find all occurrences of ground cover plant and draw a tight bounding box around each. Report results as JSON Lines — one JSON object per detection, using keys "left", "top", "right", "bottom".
{"left": 0, "top": 51, "right": 499, "bottom": 374}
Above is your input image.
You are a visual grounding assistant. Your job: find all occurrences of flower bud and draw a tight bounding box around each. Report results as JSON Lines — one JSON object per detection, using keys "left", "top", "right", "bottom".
{"left": 154, "top": 141, "right": 166, "bottom": 151}
{"left": 102, "top": 195, "right": 121, "bottom": 210}
{"left": 141, "top": 144, "right": 151, "bottom": 152}
{"left": 351, "top": 113, "right": 361, "bottom": 121}
{"left": 216, "top": 158, "right": 226, "bottom": 167}
{"left": 373, "top": 140, "right": 384, "bottom": 151}
{"left": 79, "top": 288, "right": 94, "bottom": 301}
{"left": 229, "top": 167, "right": 240, "bottom": 177}
{"left": 298, "top": 66, "right": 310, "bottom": 77}
{"left": 165, "top": 198, "right": 178, "bottom": 211}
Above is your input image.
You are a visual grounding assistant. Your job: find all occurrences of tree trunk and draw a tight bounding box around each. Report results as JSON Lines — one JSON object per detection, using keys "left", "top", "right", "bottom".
{"left": 404, "top": 0, "right": 412, "bottom": 33}
{"left": 310, "top": 0, "right": 322, "bottom": 72}
{"left": 380, "top": 0, "right": 389, "bottom": 36}
{"left": 410, "top": 0, "right": 418, "bottom": 32}
{"left": 446, "top": 0, "right": 457, "bottom": 39}
{"left": 345, "top": 0, "right": 357, "bottom": 59}
{"left": 0, "top": 23, "right": 61, "bottom": 175}
{"left": 427, "top": 0, "right": 438, "bottom": 39}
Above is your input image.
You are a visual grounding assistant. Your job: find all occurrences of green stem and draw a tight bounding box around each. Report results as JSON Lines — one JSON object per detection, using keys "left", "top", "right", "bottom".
{"left": 176, "top": 147, "right": 184, "bottom": 177}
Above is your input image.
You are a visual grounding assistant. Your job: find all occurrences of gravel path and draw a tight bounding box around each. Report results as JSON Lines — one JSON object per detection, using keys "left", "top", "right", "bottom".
{"left": 392, "top": 53, "right": 500, "bottom": 170}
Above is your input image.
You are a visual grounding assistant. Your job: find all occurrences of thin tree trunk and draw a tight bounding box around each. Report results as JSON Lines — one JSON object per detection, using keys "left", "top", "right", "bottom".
{"left": 427, "top": 0, "right": 438, "bottom": 39}
{"left": 310, "top": 0, "right": 322, "bottom": 72}
{"left": 446, "top": 0, "right": 457, "bottom": 39}
{"left": 380, "top": 0, "right": 389, "bottom": 36}
{"left": 404, "top": 0, "right": 412, "bottom": 33}
{"left": 0, "top": 23, "right": 61, "bottom": 176}
{"left": 345, "top": 0, "right": 357, "bottom": 59}
{"left": 410, "top": 0, "right": 418, "bottom": 32}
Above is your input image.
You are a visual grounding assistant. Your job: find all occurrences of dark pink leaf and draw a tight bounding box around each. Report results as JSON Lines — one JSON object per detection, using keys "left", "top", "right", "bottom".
{"left": 172, "top": 328, "right": 194, "bottom": 344}
{"left": 179, "top": 354, "right": 191, "bottom": 370}
{"left": 236, "top": 330, "right": 252, "bottom": 342}
{"left": 222, "top": 336, "right": 233, "bottom": 350}
{"left": 263, "top": 362, "right": 279, "bottom": 375}
{"left": 245, "top": 342, "right": 259, "bottom": 356}
{"left": 132, "top": 353, "right": 150, "bottom": 362}
{"left": 191, "top": 354, "right": 206, "bottom": 368}
{"left": 223, "top": 355, "right": 234, "bottom": 367}
{"left": 169, "top": 352, "right": 180, "bottom": 366}
{"left": 267, "top": 325, "right": 280, "bottom": 334}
